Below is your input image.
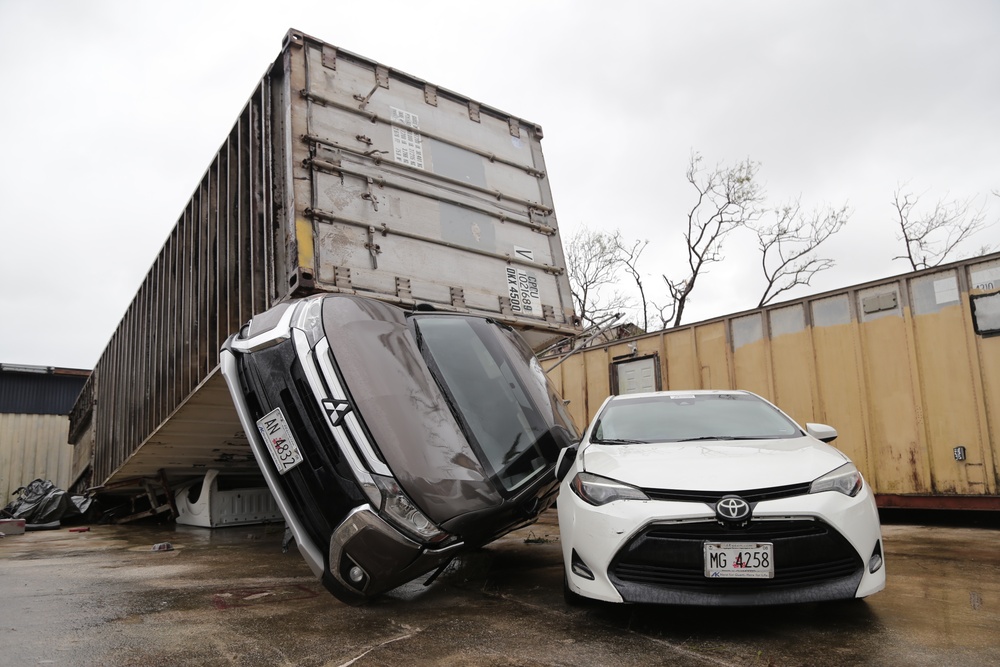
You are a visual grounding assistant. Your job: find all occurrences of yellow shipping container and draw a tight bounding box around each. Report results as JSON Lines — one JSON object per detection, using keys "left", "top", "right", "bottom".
{"left": 545, "top": 253, "right": 1000, "bottom": 509}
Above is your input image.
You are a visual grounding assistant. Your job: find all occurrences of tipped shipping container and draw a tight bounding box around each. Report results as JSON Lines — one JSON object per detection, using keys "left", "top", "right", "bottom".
{"left": 69, "top": 29, "right": 579, "bottom": 491}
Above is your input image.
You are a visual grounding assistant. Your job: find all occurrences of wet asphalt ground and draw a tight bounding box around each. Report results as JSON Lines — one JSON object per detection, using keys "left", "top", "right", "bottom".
{"left": 2, "top": 509, "right": 998, "bottom": 667}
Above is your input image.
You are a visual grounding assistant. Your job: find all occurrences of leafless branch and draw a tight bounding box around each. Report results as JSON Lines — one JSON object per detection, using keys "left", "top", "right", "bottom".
{"left": 649, "top": 299, "right": 677, "bottom": 331}
{"left": 565, "top": 226, "right": 632, "bottom": 327}
{"left": 615, "top": 237, "right": 650, "bottom": 332}
{"left": 892, "top": 186, "right": 995, "bottom": 270}
{"left": 755, "top": 200, "right": 850, "bottom": 307}
{"left": 663, "top": 152, "right": 765, "bottom": 326}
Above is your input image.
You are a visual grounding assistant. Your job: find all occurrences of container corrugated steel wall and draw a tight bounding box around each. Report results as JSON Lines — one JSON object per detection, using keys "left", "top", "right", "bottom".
{"left": 74, "top": 53, "right": 287, "bottom": 490}
{"left": 74, "top": 29, "right": 577, "bottom": 488}
{"left": 0, "top": 413, "right": 75, "bottom": 503}
{"left": 86, "top": 70, "right": 280, "bottom": 486}
{"left": 545, "top": 253, "right": 1000, "bottom": 507}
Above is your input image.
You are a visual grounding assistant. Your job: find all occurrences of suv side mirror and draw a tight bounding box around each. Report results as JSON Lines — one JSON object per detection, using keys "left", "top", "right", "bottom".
{"left": 555, "top": 443, "right": 579, "bottom": 482}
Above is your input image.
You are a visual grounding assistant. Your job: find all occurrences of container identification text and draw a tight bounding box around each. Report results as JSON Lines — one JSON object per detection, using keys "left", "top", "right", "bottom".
{"left": 507, "top": 266, "right": 539, "bottom": 317}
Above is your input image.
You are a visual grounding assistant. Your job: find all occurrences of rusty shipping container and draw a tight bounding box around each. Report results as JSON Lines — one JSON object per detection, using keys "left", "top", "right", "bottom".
{"left": 69, "top": 29, "right": 579, "bottom": 490}
{"left": 545, "top": 253, "right": 1000, "bottom": 510}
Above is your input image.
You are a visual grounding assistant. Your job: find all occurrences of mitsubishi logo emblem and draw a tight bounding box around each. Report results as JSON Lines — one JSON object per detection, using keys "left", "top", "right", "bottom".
{"left": 323, "top": 398, "right": 352, "bottom": 427}
{"left": 715, "top": 495, "right": 751, "bottom": 526}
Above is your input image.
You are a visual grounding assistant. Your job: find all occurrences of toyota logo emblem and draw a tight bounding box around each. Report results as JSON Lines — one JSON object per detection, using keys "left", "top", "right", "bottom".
{"left": 716, "top": 496, "right": 751, "bottom": 522}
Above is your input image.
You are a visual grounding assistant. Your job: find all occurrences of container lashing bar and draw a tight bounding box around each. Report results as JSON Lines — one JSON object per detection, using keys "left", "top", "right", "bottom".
{"left": 298, "top": 92, "right": 546, "bottom": 178}
{"left": 305, "top": 209, "right": 564, "bottom": 276}
{"left": 304, "top": 155, "right": 555, "bottom": 235}
{"left": 365, "top": 226, "right": 383, "bottom": 269}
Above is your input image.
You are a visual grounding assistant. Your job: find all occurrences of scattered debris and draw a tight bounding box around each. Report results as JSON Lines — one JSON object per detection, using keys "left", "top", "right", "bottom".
{"left": 0, "top": 518, "right": 26, "bottom": 536}
{"left": 243, "top": 592, "right": 272, "bottom": 601}
{"left": 27, "top": 521, "right": 61, "bottom": 531}
{"left": 69, "top": 527, "right": 90, "bottom": 533}
{"left": 150, "top": 542, "right": 174, "bottom": 552}
{"left": 2, "top": 479, "right": 90, "bottom": 525}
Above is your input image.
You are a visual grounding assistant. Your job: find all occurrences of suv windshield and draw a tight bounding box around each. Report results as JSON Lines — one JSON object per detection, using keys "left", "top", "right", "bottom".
{"left": 594, "top": 393, "right": 801, "bottom": 443}
{"left": 414, "top": 316, "right": 577, "bottom": 492}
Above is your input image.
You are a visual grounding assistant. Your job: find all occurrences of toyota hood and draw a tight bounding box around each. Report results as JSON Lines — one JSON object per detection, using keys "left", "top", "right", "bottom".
{"left": 580, "top": 437, "right": 850, "bottom": 491}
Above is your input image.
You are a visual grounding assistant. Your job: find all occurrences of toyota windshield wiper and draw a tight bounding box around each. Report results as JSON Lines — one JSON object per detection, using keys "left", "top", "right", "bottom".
{"left": 675, "top": 435, "right": 774, "bottom": 442}
{"left": 590, "top": 437, "right": 646, "bottom": 445}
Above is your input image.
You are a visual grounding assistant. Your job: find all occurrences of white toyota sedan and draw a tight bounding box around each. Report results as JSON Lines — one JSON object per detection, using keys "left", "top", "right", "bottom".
{"left": 556, "top": 390, "right": 885, "bottom": 606}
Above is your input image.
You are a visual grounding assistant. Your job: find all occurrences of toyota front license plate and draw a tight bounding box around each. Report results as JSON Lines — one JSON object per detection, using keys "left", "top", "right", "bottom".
{"left": 256, "top": 408, "right": 304, "bottom": 474}
{"left": 704, "top": 542, "right": 774, "bottom": 579}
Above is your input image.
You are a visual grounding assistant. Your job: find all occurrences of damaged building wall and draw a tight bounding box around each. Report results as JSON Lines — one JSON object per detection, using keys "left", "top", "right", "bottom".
{"left": 0, "top": 365, "right": 90, "bottom": 501}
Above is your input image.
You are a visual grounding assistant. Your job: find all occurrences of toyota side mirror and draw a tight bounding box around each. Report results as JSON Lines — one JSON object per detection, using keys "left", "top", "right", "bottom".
{"left": 806, "top": 423, "right": 838, "bottom": 443}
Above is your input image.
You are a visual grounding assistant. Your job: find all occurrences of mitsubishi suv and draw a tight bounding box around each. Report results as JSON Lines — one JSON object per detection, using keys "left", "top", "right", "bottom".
{"left": 220, "top": 294, "right": 577, "bottom": 603}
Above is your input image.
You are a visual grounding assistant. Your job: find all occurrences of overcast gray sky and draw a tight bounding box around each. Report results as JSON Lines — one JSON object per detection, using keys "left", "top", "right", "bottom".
{"left": 1, "top": 0, "right": 997, "bottom": 369}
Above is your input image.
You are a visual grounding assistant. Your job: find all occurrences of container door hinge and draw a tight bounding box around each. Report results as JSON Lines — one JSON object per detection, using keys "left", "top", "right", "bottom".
{"left": 508, "top": 118, "right": 521, "bottom": 138}
{"left": 468, "top": 102, "right": 481, "bottom": 123}
{"left": 424, "top": 84, "right": 438, "bottom": 107}
{"left": 499, "top": 295, "right": 513, "bottom": 316}
{"left": 396, "top": 277, "right": 412, "bottom": 301}
{"left": 334, "top": 266, "right": 352, "bottom": 289}
{"left": 450, "top": 287, "right": 466, "bottom": 310}
{"left": 543, "top": 304, "right": 556, "bottom": 323}
{"left": 322, "top": 45, "right": 337, "bottom": 70}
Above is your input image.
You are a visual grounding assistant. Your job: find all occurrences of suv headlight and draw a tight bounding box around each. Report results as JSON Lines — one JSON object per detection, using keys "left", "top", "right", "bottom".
{"left": 291, "top": 296, "right": 326, "bottom": 349}
{"left": 810, "top": 463, "right": 863, "bottom": 497}
{"left": 570, "top": 472, "right": 650, "bottom": 506}
{"left": 372, "top": 475, "right": 448, "bottom": 543}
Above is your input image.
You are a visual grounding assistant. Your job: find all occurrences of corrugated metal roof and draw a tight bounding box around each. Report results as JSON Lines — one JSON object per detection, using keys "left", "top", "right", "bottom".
{"left": 0, "top": 365, "right": 91, "bottom": 415}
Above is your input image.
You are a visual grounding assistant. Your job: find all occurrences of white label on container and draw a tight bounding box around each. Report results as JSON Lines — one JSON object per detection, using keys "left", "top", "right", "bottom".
{"left": 390, "top": 107, "right": 424, "bottom": 169}
{"left": 390, "top": 107, "right": 420, "bottom": 128}
{"left": 971, "top": 267, "right": 1000, "bottom": 291}
{"left": 934, "top": 277, "right": 959, "bottom": 305}
{"left": 506, "top": 266, "right": 540, "bottom": 317}
{"left": 514, "top": 246, "right": 534, "bottom": 262}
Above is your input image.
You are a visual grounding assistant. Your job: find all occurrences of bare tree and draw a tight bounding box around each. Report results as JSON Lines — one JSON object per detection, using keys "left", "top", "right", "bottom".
{"left": 649, "top": 299, "right": 678, "bottom": 331}
{"left": 754, "top": 201, "right": 850, "bottom": 307}
{"left": 565, "top": 226, "right": 630, "bottom": 327}
{"left": 663, "top": 153, "right": 765, "bottom": 326}
{"left": 615, "top": 237, "right": 650, "bottom": 332}
{"left": 893, "top": 187, "right": 995, "bottom": 270}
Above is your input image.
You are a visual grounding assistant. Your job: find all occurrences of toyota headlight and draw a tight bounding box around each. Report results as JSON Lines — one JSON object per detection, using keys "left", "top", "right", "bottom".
{"left": 570, "top": 472, "right": 650, "bottom": 506}
{"left": 810, "top": 463, "right": 863, "bottom": 497}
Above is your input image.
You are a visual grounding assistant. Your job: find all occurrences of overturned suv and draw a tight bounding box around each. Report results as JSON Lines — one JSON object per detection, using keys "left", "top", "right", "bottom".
{"left": 221, "top": 294, "right": 577, "bottom": 603}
